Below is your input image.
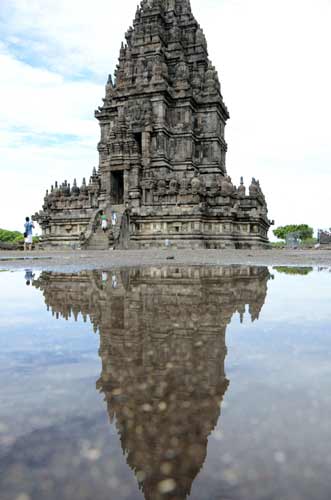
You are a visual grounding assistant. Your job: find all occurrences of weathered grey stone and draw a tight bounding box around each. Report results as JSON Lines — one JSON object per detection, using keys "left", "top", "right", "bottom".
{"left": 35, "top": 0, "right": 272, "bottom": 249}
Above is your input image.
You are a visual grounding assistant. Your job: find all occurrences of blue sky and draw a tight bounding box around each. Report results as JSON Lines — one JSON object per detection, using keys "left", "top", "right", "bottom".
{"left": 0, "top": 0, "right": 330, "bottom": 235}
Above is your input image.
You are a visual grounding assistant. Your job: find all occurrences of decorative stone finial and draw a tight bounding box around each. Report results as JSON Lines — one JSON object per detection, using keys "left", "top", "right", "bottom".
{"left": 249, "top": 178, "right": 258, "bottom": 197}
{"left": 238, "top": 177, "right": 246, "bottom": 198}
{"left": 71, "top": 178, "right": 80, "bottom": 196}
{"left": 80, "top": 178, "right": 87, "bottom": 196}
{"left": 107, "top": 74, "right": 114, "bottom": 87}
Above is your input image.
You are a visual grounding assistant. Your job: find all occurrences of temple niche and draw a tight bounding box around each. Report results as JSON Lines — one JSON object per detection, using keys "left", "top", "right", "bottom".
{"left": 34, "top": 265, "right": 270, "bottom": 500}
{"left": 35, "top": 0, "right": 272, "bottom": 249}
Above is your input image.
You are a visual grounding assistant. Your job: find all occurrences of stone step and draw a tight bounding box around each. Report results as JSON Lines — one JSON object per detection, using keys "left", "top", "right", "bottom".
{"left": 88, "top": 229, "right": 111, "bottom": 250}
{"left": 89, "top": 244, "right": 109, "bottom": 249}
{"left": 90, "top": 234, "right": 109, "bottom": 241}
{"left": 88, "top": 245, "right": 110, "bottom": 250}
{"left": 88, "top": 247, "right": 109, "bottom": 250}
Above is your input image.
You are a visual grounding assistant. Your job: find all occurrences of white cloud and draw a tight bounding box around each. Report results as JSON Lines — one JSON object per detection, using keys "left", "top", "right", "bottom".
{"left": 0, "top": 0, "right": 134, "bottom": 78}
{"left": 0, "top": 43, "right": 102, "bottom": 231}
{"left": 0, "top": 0, "right": 330, "bottom": 234}
{"left": 0, "top": 45, "right": 101, "bottom": 139}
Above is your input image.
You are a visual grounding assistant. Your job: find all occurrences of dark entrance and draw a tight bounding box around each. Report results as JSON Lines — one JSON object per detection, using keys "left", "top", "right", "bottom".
{"left": 111, "top": 171, "right": 124, "bottom": 205}
{"left": 134, "top": 132, "right": 142, "bottom": 154}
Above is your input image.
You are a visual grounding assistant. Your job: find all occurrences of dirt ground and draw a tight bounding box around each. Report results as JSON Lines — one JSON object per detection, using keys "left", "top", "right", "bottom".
{"left": 1, "top": 248, "right": 331, "bottom": 272}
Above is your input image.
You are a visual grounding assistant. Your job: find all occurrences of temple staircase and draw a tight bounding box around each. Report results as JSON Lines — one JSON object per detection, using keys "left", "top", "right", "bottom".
{"left": 87, "top": 227, "right": 112, "bottom": 250}
{"left": 84, "top": 204, "right": 128, "bottom": 250}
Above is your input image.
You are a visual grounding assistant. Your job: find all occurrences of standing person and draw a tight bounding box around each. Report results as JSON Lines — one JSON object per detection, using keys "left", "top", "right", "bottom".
{"left": 101, "top": 212, "right": 108, "bottom": 233}
{"left": 24, "top": 217, "right": 34, "bottom": 251}
{"left": 111, "top": 274, "right": 118, "bottom": 289}
{"left": 24, "top": 269, "right": 35, "bottom": 286}
{"left": 112, "top": 211, "right": 117, "bottom": 228}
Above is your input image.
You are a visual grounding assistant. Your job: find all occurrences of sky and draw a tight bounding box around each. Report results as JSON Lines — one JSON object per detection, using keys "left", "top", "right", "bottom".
{"left": 0, "top": 0, "right": 330, "bottom": 236}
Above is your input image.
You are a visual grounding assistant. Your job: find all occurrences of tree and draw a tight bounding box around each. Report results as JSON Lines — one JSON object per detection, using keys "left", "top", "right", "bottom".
{"left": 273, "top": 224, "right": 314, "bottom": 241}
{"left": 0, "top": 229, "right": 24, "bottom": 243}
{"left": 274, "top": 266, "right": 313, "bottom": 275}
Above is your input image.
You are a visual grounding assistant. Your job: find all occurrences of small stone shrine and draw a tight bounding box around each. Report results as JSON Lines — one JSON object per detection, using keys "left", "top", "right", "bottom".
{"left": 35, "top": 0, "right": 272, "bottom": 249}
{"left": 318, "top": 229, "right": 331, "bottom": 245}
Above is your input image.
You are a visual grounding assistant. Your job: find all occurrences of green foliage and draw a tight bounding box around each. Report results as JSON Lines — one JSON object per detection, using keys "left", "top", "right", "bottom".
{"left": 274, "top": 266, "right": 313, "bottom": 275}
{"left": 273, "top": 224, "right": 314, "bottom": 241}
{"left": 271, "top": 241, "right": 286, "bottom": 248}
{"left": 0, "top": 228, "right": 24, "bottom": 243}
{"left": 301, "top": 237, "right": 318, "bottom": 246}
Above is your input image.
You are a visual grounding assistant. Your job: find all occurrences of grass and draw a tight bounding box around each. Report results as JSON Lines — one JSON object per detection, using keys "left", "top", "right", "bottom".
{"left": 271, "top": 238, "right": 318, "bottom": 249}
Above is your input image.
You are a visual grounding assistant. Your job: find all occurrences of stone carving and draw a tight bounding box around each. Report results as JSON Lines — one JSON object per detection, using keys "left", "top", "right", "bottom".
{"left": 196, "top": 27, "right": 207, "bottom": 49}
{"left": 191, "top": 63, "right": 203, "bottom": 95}
{"left": 221, "top": 176, "right": 235, "bottom": 197}
{"left": 175, "top": 56, "right": 189, "bottom": 84}
{"left": 204, "top": 62, "right": 220, "bottom": 95}
{"left": 179, "top": 176, "right": 190, "bottom": 195}
{"left": 157, "top": 179, "right": 167, "bottom": 196}
{"left": 168, "top": 178, "right": 178, "bottom": 194}
{"left": 169, "top": 17, "right": 181, "bottom": 43}
{"left": 191, "top": 175, "right": 201, "bottom": 195}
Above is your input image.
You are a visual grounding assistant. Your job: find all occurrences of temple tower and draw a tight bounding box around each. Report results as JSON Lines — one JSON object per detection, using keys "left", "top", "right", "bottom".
{"left": 95, "top": 0, "right": 230, "bottom": 208}
{"left": 35, "top": 0, "right": 272, "bottom": 249}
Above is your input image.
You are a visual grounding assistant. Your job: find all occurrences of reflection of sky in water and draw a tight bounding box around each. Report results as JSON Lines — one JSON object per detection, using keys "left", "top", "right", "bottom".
{"left": 0, "top": 271, "right": 100, "bottom": 441}
{"left": 0, "top": 267, "right": 330, "bottom": 500}
{"left": 194, "top": 269, "right": 331, "bottom": 500}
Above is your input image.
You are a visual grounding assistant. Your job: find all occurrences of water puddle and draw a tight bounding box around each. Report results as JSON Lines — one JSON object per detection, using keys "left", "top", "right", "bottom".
{"left": 0, "top": 266, "right": 330, "bottom": 500}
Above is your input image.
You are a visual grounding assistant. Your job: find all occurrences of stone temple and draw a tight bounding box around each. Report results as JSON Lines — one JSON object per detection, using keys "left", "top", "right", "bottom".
{"left": 35, "top": 0, "right": 272, "bottom": 249}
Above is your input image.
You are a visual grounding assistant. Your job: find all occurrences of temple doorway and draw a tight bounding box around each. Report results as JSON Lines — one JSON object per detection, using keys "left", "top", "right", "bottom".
{"left": 111, "top": 171, "right": 124, "bottom": 205}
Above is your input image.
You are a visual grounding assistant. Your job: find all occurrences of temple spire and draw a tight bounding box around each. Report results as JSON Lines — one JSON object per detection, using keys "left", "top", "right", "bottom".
{"left": 35, "top": 0, "right": 271, "bottom": 249}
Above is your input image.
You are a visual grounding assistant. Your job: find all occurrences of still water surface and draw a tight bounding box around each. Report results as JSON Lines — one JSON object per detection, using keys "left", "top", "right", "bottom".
{"left": 0, "top": 266, "right": 330, "bottom": 500}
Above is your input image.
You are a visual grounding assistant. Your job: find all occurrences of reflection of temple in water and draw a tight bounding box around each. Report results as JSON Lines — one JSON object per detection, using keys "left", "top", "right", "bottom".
{"left": 34, "top": 266, "right": 270, "bottom": 500}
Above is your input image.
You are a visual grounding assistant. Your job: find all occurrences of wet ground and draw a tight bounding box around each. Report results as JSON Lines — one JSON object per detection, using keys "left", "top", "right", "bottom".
{"left": 0, "top": 265, "right": 331, "bottom": 500}
{"left": 1, "top": 248, "right": 331, "bottom": 272}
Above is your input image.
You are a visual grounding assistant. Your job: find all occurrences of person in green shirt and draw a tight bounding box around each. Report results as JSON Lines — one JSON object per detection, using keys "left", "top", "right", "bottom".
{"left": 101, "top": 213, "right": 108, "bottom": 233}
